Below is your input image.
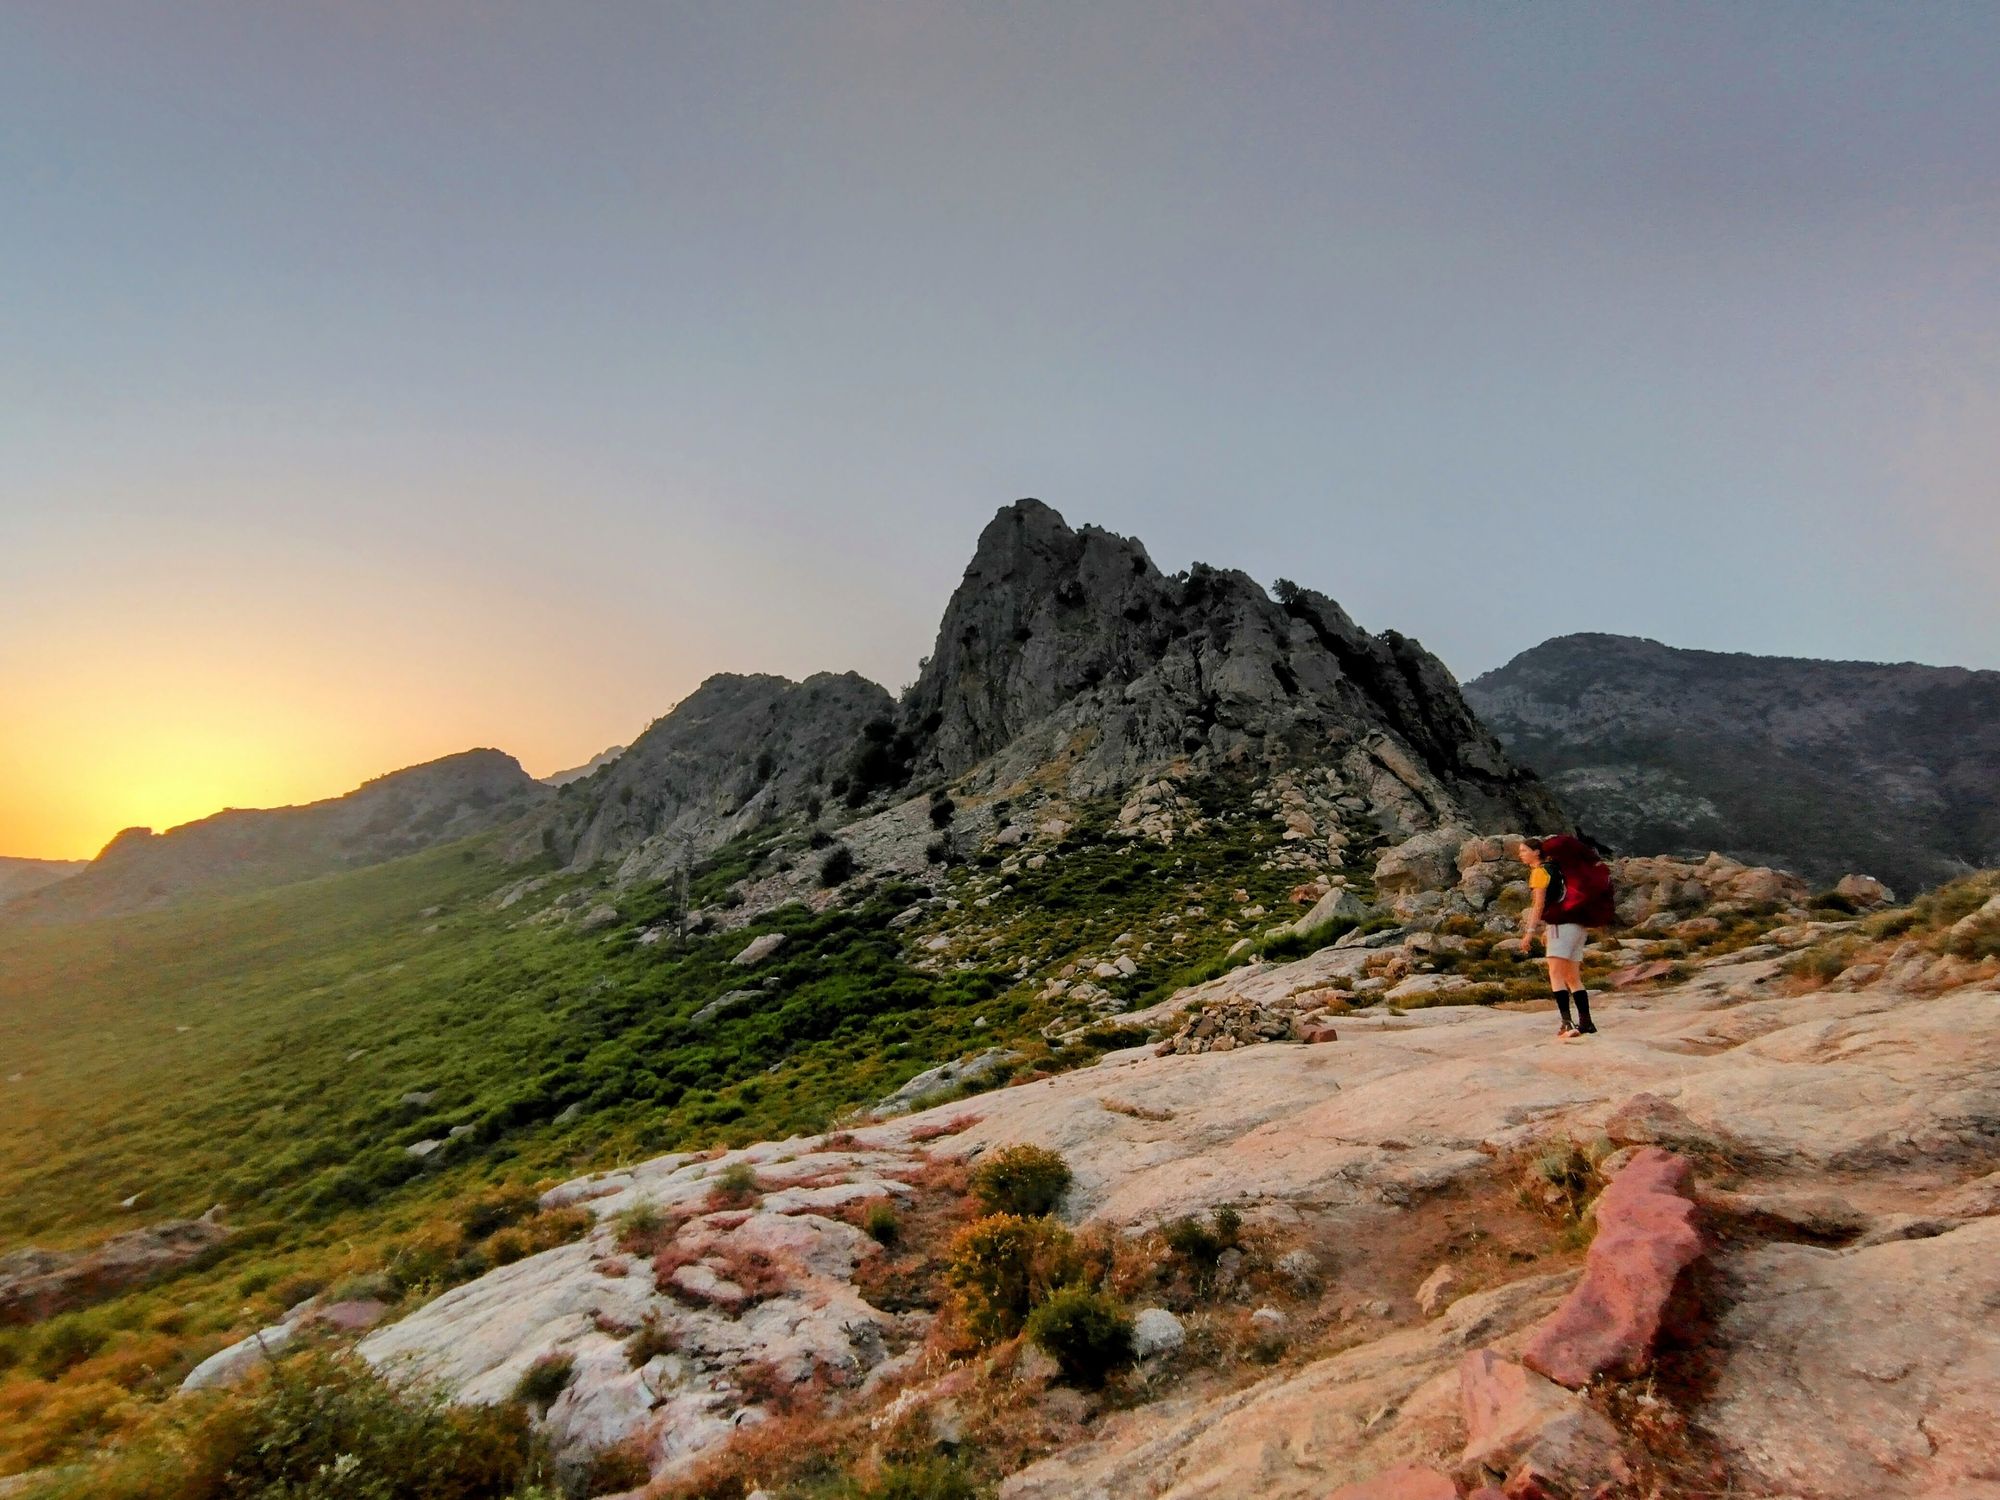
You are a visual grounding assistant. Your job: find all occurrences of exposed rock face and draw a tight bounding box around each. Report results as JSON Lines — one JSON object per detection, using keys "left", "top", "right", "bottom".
{"left": 532, "top": 672, "right": 893, "bottom": 881}
{"left": 3, "top": 751, "right": 549, "bottom": 925}
{"left": 1698, "top": 1216, "right": 2000, "bottom": 1497}
{"left": 1466, "top": 633, "right": 2000, "bottom": 893}
{"left": 0, "top": 856, "right": 85, "bottom": 906}
{"left": 900, "top": 501, "right": 1563, "bottom": 834}
{"left": 1519, "top": 1148, "right": 1702, "bottom": 1388}
{"left": 353, "top": 921, "right": 1998, "bottom": 1494}
{"left": 0, "top": 1212, "right": 230, "bottom": 1324}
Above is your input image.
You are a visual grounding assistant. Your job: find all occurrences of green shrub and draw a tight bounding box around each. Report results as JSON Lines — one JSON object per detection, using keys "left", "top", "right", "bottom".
{"left": 969, "top": 1144, "right": 1072, "bottom": 1218}
{"left": 624, "top": 1315, "right": 677, "bottom": 1368}
{"left": 513, "top": 1352, "right": 575, "bottom": 1412}
{"left": 45, "top": 1351, "right": 546, "bottom": 1500}
{"left": 1161, "top": 1204, "right": 1242, "bottom": 1278}
{"left": 820, "top": 846, "right": 858, "bottom": 886}
{"left": 928, "top": 795, "right": 956, "bottom": 829}
{"left": 847, "top": 1456, "right": 978, "bottom": 1500}
{"left": 31, "top": 1313, "right": 110, "bottom": 1379}
{"left": 613, "top": 1202, "right": 663, "bottom": 1251}
{"left": 862, "top": 1201, "right": 900, "bottom": 1246}
{"left": 1025, "top": 1286, "right": 1136, "bottom": 1387}
{"left": 458, "top": 1188, "right": 538, "bottom": 1242}
{"left": 945, "top": 1214, "right": 1079, "bottom": 1343}
{"left": 712, "top": 1161, "right": 761, "bottom": 1205}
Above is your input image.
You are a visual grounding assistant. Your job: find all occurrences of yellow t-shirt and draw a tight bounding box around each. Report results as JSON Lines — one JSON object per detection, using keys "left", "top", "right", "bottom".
{"left": 1529, "top": 866, "right": 1550, "bottom": 895}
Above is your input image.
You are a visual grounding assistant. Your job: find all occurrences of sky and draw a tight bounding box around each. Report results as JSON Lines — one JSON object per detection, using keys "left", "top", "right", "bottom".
{"left": 3, "top": 2, "right": 1997, "bottom": 860}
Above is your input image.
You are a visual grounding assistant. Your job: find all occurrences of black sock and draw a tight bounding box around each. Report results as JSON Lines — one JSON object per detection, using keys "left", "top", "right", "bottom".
{"left": 1553, "top": 991, "right": 1574, "bottom": 1029}
{"left": 1572, "top": 991, "right": 1595, "bottom": 1032}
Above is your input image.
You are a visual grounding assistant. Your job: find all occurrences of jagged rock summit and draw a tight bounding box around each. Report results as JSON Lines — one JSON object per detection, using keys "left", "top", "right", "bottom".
{"left": 3, "top": 749, "right": 550, "bottom": 924}
{"left": 1467, "top": 632, "right": 2000, "bottom": 893}
{"left": 513, "top": 500, "right": 1564, "bottom": 891}
{"left": 902, "top": 500, "right": 1563, "bottom": 835}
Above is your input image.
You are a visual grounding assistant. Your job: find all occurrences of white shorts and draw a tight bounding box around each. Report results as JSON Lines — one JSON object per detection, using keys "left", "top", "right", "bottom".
{"left": 1545, "top": 923, "right": 1588, "bottom": 962}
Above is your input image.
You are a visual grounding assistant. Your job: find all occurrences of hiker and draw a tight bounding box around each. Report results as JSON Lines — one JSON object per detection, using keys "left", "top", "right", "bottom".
{"left": 1517, "top": 835, "right": 1616, "bottom": 1039}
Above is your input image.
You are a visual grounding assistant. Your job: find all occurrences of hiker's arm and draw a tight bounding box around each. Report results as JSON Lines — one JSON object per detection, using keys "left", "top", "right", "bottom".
{"left": 1523, "top": 891, "right": 1545, "bottom": 940}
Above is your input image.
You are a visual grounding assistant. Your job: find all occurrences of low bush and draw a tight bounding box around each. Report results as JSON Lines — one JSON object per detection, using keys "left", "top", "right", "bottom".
{"left": 1024, "top": 1286, "right": 1136, "bottom": 1388}
{"left": 820, "top": 846, "right": 858, "bottom": 887}
{"left": 1161, "top": 1203, "right": 1242, "bottom": 1280}
{"left": 38, "top": 1351, "right": 548, "bottom": 1500}
{"left": 968, "top": 1144, "right": 1072, "bottom": 1218}
{"left": 513, "top": 1352, "right": 575, "bottom": 1412}
{"left": 944, "top": 1214, "right": 1079, "bottom": 1343}
{"left": 624, "top": 1315, "right": 678, "bottom": 1368}
{"left": 709, "top": 1161, "right": 762, "bottom": 1207}
{"left": 862, "top": 1201, "right": 900, "bottom": 1246}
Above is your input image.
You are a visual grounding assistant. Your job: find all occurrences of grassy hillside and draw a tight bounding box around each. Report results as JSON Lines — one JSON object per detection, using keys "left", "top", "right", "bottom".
{"left": 0, "top": 774, "right": 1368, "bottom": 1479}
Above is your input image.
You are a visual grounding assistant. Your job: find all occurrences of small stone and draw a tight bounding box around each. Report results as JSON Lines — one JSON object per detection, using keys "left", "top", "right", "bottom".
{"left": 1250, "top": 1306, "right": 1286, "bottom": 1334}
{"left": 1132, "top": 1307, "right": 1186, "bottom": 1358}
{"left": 1416, "top": 1264, "right": 1460, "bottom": 1316}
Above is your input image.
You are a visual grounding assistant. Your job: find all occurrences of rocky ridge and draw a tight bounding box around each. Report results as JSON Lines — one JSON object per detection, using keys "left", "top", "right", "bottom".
{"left": 0, "top": 857, "right": 85, "bottom": 906}
{"left": 2, "top": 750, "right": 552, "bottom": 925}
{"left": 509, "top": 501, "right": 1563, "bottom": 908}
{"left": 1466, "top": 632, "right": 2000, "bottom": 894}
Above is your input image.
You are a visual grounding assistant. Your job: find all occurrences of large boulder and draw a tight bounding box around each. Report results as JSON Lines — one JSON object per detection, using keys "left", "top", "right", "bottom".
{"left": 1374, "top": 827, "right": 1477, "bottom": 897}
{"left": 0, "top": 1210, "right": 230, "bottom": 1325}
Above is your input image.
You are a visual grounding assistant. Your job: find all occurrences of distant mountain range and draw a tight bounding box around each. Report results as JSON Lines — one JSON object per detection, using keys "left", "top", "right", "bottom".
{"left": 2, "top": 751, "right": 551, "bottom": 924}
{"left": 22, "top": 518, "right": 1986, "bottom": 925}
{"left": 8, "top": 501, "right": 1562, "bottom": 923}
{"left": 1466, "top": 633, "right": 2000, "bottom": 895}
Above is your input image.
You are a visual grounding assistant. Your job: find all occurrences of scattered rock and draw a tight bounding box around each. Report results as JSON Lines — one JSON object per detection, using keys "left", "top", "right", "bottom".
{"left": 182, "top": 1320, "right": 297, "bottom": 1391}
{"left": 870, "top": 1049, "right": 1021, "bottom": 1117}
{"left": 574, "top": 903, "right": 620, "bottom": 932}
{"left": 1131, "top": 1307, "right": 1186, "bottom": 1358}
{"left": 731, "top": 933, "right": 787, "bottom": 967}
{"left": 1415, "top": 1264, "right": 1460, "bottom": 1316}
{"left": 691, "top": 989, "right": 759, "bottom": 1026}
{"left": 1605, "top": 959, "right": 1677, "bottom": 988}
{"left": 1601, "top": 1092, "right": 1739, "bottom": 1160}
{"left": 1457, "top": 1348, "right": 1630, "bottom": 1497}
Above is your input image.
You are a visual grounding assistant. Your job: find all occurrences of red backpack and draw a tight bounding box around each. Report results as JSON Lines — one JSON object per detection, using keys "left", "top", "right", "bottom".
{"left": 1540, "top": 833, "right": 1616, "bottom": 928}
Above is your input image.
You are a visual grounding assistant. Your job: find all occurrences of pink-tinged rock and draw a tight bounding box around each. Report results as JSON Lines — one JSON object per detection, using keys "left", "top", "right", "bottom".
{"left": 1458, "top": 1348, "right": 1629, "bottom": 1498}
{"left": 1605, "top": 960, "right": 1676, "bottom": 989}
{"left": 1324, "top": 1465, "right": 1457, "bottom": 1500}
{"left": 1300, "top": 1023, "right": 1341, "bottom": 1045}
{"left": 1521, "top": 1147, "right": 1702, "bottom": 1389}
{"left": 311, "top": 1298, "right": 389, "bottom": 1333}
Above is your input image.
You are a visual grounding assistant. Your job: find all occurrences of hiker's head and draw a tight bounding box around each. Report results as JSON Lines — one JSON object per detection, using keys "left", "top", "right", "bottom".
{"left": 1515, "top": 838, "right": 1544, "bottom": 866}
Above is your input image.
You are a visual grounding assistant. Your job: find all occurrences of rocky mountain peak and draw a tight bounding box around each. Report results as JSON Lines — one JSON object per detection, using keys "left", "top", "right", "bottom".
{"left": 898, "top": 500, "right": 1561, "bottom": 835}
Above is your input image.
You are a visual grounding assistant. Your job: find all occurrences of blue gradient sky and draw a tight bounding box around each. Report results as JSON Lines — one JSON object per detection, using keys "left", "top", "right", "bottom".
{"left": 3, "top": 2, "right": 1997, "bottom": 857}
